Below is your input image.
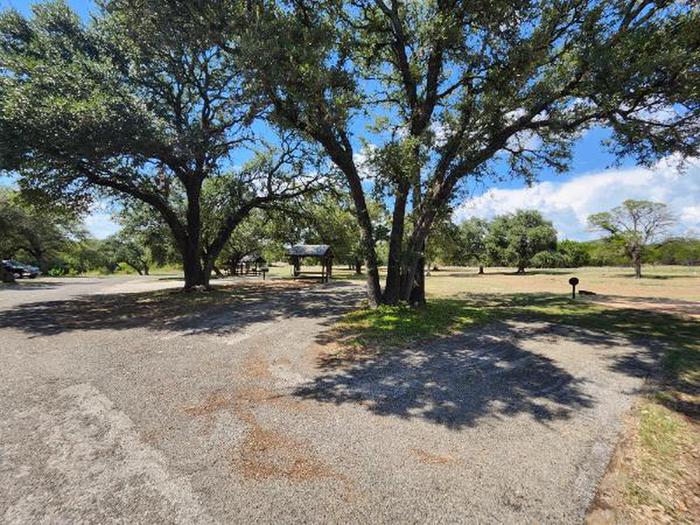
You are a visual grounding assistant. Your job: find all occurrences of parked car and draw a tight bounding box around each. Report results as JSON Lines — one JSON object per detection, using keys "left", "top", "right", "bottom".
{"left": 1, "top": 260, "right": 41, "bottom": 279}
{"left": 21, "top": 263, "right": 41, "bottom": 278}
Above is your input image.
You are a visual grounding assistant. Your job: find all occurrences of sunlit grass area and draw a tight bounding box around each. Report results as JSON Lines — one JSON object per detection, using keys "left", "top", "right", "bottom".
{"left": 423, "top": 265, "right": 700, "bottom": 301}
{"left": 330, "top": 299, "right": 494, "bottom": 351}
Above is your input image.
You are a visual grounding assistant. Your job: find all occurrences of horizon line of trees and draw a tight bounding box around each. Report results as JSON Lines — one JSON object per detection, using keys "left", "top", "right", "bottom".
{"left": 426, "top": 202, "right": 696, "bottom": 276}
{"left": 3, "top": 185, "right": 698, "bottom": 281}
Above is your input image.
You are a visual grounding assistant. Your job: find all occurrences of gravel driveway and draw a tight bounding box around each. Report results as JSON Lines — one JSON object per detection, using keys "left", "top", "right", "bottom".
{"left": 0, "top": 277, "right": 655, "bottom": 523}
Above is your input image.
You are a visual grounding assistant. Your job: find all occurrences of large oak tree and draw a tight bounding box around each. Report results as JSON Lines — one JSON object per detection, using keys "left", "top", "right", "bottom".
{"left": 0, "top": 0, "right": 325, "bottom": 289}
{"left": 216, "top": 0, "right": 699, "bottom": 306}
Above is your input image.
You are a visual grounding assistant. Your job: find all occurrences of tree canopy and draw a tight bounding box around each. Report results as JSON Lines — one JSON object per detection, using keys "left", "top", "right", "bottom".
{"left": 0, "top": 187, "right": 83, "bottom": 271}
{"left": 588, "top": 199, "right": 675, "bottom": 277}
{"left": 0, "top": 0, "right": 327, "bottom": 288}
{"left": 2, "top": 1, "right": 698, "bottom": 301}
{"left": 218, "top": 0, "right": 699, "bottom": 305}
{"left": 486, "top": 210, "right": 558, "bottom": 273}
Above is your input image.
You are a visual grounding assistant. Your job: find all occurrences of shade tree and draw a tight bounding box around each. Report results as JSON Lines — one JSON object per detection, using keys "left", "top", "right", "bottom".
{"left": 217, "top": 0, "right": 700, "bottom": 306}
{"left": 0, "top": 187, "right": 83, "bottom": 271}
{"left": 486, "top": 210, "right": 558, "bottom": 273}
{"left": 588, "top": 199, "right": 675, "bottom": 277}
{"left": 457, "top": 218, "right": 490, "bottom": 274}
{"left": 0, "top": 1, "right": 326, "bottom": 289}
{"left": 103, "top": 233, "right": 151, "bottom": 275}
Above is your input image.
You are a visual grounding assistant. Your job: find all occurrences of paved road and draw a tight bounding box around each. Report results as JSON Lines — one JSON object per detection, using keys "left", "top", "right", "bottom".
{"left": 0, "top": 277, "right": 656, "bottom": 523}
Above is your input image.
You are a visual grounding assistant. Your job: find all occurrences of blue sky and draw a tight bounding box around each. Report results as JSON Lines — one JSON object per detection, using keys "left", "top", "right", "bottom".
{"left": 3, "top": 0, "right": 699, "bottom": 240}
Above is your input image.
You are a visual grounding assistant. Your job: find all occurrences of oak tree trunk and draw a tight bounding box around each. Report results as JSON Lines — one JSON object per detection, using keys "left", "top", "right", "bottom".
{"left": 383, "top": 182, "right": 409, "bottom": 304}
{"left": 354, "top": 258, "right": 362, "bottom": 274}
{"left": 183, "top": 248, "right": 208, "bottom": 289}
{"left": 182, "top": 179, "right": 210, "bottom": 290}
{"left": 632, "top": 250, "right": 642, "bottom": 278}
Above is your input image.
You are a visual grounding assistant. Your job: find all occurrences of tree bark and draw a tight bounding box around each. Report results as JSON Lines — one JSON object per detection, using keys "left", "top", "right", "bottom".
{"left": 125, "top": 261, "right": 144, "bottom": 275}
{"left": 632, "top": 250, "right": 642, "bottom": 278}
{"left": 183, "top": 248, "right": 208, "bottom": 289}
{"left": 182, "top": 178, "right": 210, "bottom": 289}
{"left": 354, "top": 258, "right": 362, "bottom": 274}
{"left": 324, "top": 139, "right": 382, "bottom": 307}
{"left": 410, "top": 252, "right": 426, "bottom": 306}
{"left": 397, "top": 242, "right": 427, "bottom": 305}
{"left": 383, "top": 181, "right": 409, "bottom": 304}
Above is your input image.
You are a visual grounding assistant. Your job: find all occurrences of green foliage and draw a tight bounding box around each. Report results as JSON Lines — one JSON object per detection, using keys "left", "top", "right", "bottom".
{"left": 225, "top": 0, "right": 700, "bottom": 304}
{"left": 557, "top": 240, "right": 591, "bottom": 267}
{"left": 425, "top": 211, "right": 463, "bottom": 268}
{"left": 529, "top": 239, "right": 591, "bottom": 268}
{"left": 486, "top": 210, "right": 558, "bottom": 272}
{"left": 530, "top": 250, "right": 568, "bottom": 269}
{"left": 0, "top": 0, "right": 326, "bottom": 287}
{"left": 455, "top": 218, "right": 489, "bottom": 266}
{"left": 589, "top": 200, "right": 676, "bottom": 276}
{"left": 3, "top": 1, "right": 699, "bottom": 298}
{"left": 60, "top": 237, "right": 112, "bottom": 275}
{"left": 116, "top": 199, "right": 179, "bottom": 267}
{"left": 649, "top": 237, "right": 700, "bottom": 266}
{"left": 0, "top": 186, "right": 83, "bottom": 270}
{"left": 103, "top": 233, "right": 150, "bottom": 275}
{"left": 269, "top": 193, "right": 390, "bottom": 268}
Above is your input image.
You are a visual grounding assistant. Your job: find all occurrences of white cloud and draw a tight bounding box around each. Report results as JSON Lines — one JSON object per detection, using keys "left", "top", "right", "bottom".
{"left": 454, "top": 157, "right": 700, "bottom": 240}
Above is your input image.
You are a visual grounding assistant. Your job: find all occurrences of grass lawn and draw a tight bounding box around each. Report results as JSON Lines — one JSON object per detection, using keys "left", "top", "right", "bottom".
{"left": 324, "top": 265, "right": 699, "bottom": 523}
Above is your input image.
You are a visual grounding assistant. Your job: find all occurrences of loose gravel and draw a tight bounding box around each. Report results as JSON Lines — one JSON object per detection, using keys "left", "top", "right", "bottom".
{"left": 0, "top": 277, "right": 655, "bottom": 523}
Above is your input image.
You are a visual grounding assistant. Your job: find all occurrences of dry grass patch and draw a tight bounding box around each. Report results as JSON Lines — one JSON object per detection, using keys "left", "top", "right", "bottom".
{"left": 589, "top": 400, "right": 700, "bottom": 524}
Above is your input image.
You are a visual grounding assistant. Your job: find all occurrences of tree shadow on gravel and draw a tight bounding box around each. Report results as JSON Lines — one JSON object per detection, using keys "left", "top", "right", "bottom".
{"left": 295, "top": 291, "right": 699, "bottom": 428}
{"left": 0, "top": 281, "right": 362, "bottom": 337}
{"left": 295, "top": 320, "right": 598, "bottom": 429}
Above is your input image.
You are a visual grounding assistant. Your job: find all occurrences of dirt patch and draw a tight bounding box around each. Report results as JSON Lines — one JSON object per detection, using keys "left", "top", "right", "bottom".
{"left": 591, "top": 297, "right": 700, "bottom": 320}
{"left": 235, "top": 386, "right": 309, "bottom": 413}
{"left": 235, "top": 422, "right": 337, "bottom": 482}
{"left": 183, "top": 392, "right": 232, "bottom": 416}
{"left": 231, "top": 389, "right": 338, "bottom": 482}
{"left": 242, "top": 352, "right": 273, "bottom": 380}
{"left": 410, "top": 448, "right": 458, "bottom": 465}
{"left": 310, "top": 340, "right": 377, "bottom": 369}
{"left": 230, "top": 349, "right": 342, "bottom": 483}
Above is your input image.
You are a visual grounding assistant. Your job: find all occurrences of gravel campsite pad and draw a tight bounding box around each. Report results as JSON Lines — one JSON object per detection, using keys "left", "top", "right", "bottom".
{"left": 0, "top": 277, "right": 658, "bottom": 523}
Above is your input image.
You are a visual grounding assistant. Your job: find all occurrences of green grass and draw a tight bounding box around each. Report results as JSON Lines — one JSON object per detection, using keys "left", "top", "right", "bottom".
{"left": 638, "top": 403, "right": 688, "bottom": 459}
{"left": 335, "top": 299, "right": 494, "bottom": 350}
{"left": 620, "top": 398, "right": 698, "bottom": 520}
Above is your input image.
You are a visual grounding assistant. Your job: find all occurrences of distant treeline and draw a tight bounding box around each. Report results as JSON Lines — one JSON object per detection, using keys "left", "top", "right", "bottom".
{"left": 425, "top": 211, "right": 699, "bottom": 272}
{"left": 529, "top": 237, "right": 700, "bottom": 268}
